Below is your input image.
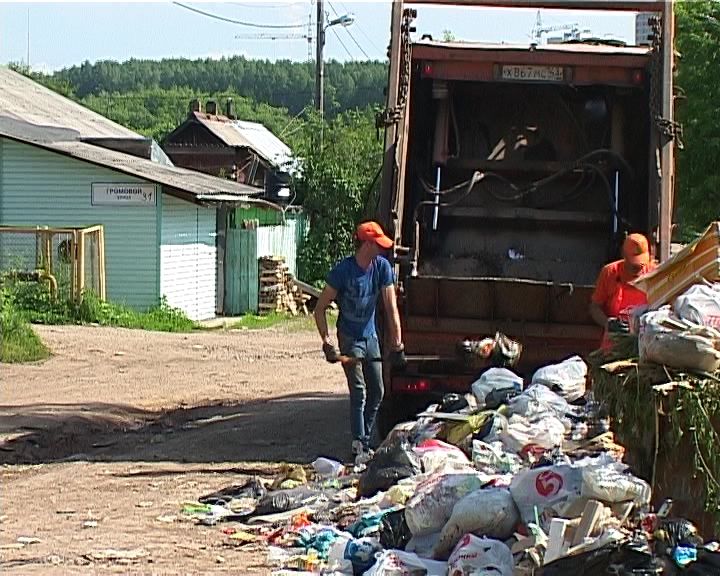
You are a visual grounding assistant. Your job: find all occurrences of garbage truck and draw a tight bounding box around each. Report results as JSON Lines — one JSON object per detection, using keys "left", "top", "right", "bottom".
{"left": 374, "top": 0, "right": 679, "bottom": 430}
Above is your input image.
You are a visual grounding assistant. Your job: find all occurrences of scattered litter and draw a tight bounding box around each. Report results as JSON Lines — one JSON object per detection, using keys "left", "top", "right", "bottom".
{"left": 85, "top": 548, "right": 147, "bottom": 562}
{"left": 173, "top": 323, "right": 720, "bottom": 575}
{"left": 136, "top": 501, "right": 153, "bottom": 508}
{"left": 155, "top": 514, "right": 177, "bottom": 523}
{"left": 17, "top": 536, "right": 41, "bottom": 545}
{"left": 82, "top": 520, "right": 98, "bottom": 529}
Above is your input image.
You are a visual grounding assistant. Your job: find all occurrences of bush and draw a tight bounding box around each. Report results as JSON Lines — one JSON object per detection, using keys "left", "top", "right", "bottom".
{"left": 295, "top": 109, "right": 383, "bottom": 285}
{"left": 0, "top": 288, "right": 50, "bottom": 363}
{"left": 2, "top": 279, "right": 197, "bottom": 333}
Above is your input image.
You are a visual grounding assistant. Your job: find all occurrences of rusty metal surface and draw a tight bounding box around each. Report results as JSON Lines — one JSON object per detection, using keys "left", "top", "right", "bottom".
{"left": 406, "top": 0, "right": 668, "bottom": 11}
{"left": 419, "top": 60, "right": 646, "bottom": 86}
{"left": 414, "top": 40, "right": 652, "bottom": 59}
{"left": 164, "top": 112, "right": 292, "bottom": 168}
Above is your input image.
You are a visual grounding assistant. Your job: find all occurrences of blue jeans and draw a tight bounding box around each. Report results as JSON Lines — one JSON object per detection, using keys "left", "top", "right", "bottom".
{"left": 338, "top": 332, "right": 385, "bottom": 448}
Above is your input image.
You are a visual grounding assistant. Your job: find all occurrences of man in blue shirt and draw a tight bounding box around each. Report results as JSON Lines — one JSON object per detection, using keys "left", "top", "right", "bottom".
{"left": 314, "top": 221, "right": 406, "bottom": 463}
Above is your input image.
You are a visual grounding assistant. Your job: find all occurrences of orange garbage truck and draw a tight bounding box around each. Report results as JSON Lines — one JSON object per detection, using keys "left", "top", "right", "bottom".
{"left": 374, "top": 0, "right": 678, "bottom": 431}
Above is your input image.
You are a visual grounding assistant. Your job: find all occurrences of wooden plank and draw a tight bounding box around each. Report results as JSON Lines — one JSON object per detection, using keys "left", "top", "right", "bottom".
{"left": 544, "top": 519, "right": 571, "bottom": 564}
{"left": 572, "top": 501, "right": 604, "bottom": 546}
{"left": 294, "top": 279, "right": 321, "bottom": 299}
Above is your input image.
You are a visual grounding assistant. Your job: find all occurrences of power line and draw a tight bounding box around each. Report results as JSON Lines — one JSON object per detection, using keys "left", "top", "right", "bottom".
{"left": 230, "top": 1, "right": 303, "bottom": 7}
{"left": 327, "top": 1, "right": 371, "bottom": 60}
{"left": 329, "top": 27, "right": 354, "bottom": 61}
{"left": 337, "top": 0, "right": 384, "bottom": 57}
{"left": 173, "top": 2, "right": 305, "bottom": 29}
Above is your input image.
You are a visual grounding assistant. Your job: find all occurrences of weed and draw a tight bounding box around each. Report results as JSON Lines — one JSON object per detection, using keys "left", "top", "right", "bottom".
{"left": 2, "top": 279, "right": 197, "bottom": 333}
{"left": 0, "top": 288, "right": 50, "bottom": 363}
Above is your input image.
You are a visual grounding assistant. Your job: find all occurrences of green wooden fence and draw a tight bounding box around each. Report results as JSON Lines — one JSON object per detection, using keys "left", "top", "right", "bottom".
{"left": 223, "top": 208, "right": 307, "bottom": 315}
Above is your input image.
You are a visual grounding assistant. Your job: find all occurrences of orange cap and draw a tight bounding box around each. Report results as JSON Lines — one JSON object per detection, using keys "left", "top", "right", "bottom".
{"left": 623, "top": 233, "right": 650, "bottom": 266}
{"left": 356, "top": 221, "right": 393, "bottom": 249}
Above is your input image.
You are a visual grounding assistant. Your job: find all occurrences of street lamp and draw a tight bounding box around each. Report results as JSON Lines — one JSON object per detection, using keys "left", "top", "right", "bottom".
{"left": 315, "top": 1, "right": 354, "bottom": 121}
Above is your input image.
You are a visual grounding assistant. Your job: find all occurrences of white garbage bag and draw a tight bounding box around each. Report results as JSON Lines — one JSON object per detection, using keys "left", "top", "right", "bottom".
{"left": 581, "top": 465, "right": 652, "bottom": 505}
{"left": 471, "top": 368, "right": 523, "bottom": 408}
{"left": 509, "top": 464, "right": 584, "bottom": 525}
{"left": 638, "top": 305, "right": 720, "bottom": 372}
{"left": 509, "top": 385, "right": 570, "bottom": 419}
{"left": 413, "top": 439, "right": 472, "bottom": 474}
{"left": 363, "top": 550, "right": 447, "bottom": 576}
{"left": 498, "top": 414, "right": 566, "bottom": 454}
{"left": 406, "top": 531, "right": 442, "bottom": 558}
{"left": 405, "top": 472, "right": 489, "bottom": 536}
{"left": 471, "top": 440, "right": 521, "bottom": 475}
{"left": 433, "top": 488, "right": 519, "bottom": 559}
{"left": 531, "top": 356, "right": 587, "bottom": 402}
{"left": 447, "top": 535, "right": 514, "bottom": 576}
{"left": 674, "top": 284, "right": 720, "bottom": 329}
{"left": 640, "top": 326, "right": 720, "bottom": 372}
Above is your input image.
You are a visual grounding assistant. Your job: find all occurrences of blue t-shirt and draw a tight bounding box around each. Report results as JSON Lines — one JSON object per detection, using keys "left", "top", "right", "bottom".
{"left": 327, "top": 256, "right": 395, "bottom": 339}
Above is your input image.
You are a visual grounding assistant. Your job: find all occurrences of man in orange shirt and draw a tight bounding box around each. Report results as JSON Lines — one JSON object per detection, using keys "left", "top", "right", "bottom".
{"left": 589, "top": 233, "right": 656, "bottom": 349}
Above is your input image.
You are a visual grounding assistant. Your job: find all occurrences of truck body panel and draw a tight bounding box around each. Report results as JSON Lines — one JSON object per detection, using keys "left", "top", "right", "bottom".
{"left": 376, "top": 1, "right": 676, "bottom": 426}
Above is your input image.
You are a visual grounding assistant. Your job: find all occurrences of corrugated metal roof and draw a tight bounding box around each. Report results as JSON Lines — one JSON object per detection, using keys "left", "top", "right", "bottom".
{"left": 188, "top": 112, "right": 293, "bottom": 168}
{"left": 0, "top": 66, "right": 139, "bottom": 139}
{"left": 414, "top": 39, "right": 652, "bottom": 56}
{"left": 0, "top": 127, "right": 279, "bottom": 208}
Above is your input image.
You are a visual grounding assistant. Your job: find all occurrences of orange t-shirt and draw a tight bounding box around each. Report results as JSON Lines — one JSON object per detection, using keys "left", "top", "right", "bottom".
{"left": 592, "top": 259, "right": 655, "bottom": 348}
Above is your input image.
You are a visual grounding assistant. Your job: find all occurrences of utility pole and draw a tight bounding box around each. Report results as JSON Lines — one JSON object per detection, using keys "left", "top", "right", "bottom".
{"left": 315, "top": 0, "right": 325, "bottom": 119}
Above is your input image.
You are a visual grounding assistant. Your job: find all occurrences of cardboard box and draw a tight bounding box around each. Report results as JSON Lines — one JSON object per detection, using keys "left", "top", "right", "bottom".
{"left": 633, "top": 222, "right": 720, "bottom": 309}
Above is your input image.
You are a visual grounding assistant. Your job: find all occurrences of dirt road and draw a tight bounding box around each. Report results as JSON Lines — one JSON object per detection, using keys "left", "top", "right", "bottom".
{"left": 0, "top": 324, "right": 352, "bottom": 574}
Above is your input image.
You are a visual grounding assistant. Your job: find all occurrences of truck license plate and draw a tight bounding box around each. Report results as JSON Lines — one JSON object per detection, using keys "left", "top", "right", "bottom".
{"left": 501, "top": 65, "right": 564, "bottom": 82}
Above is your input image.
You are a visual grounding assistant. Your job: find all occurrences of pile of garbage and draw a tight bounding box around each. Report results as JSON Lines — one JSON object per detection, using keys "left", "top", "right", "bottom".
{"left": 589, "top": 225, "right": 720, "bottom": 539}
{"left": 182, "top": 354, "right": 719, "bottom": 575}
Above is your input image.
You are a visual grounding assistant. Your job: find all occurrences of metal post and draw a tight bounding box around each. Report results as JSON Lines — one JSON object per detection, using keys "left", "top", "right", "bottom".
{"left": 315, "top": 0, "right": 325, "bottom": 119}
{"left": 659, "top": 0, "right": 675, "bottom": 261}
{"left": 378, "top": 1, "right": 405, "bottom": 229}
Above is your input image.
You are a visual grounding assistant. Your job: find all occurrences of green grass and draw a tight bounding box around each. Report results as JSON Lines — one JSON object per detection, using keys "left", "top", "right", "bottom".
{"left": 0, "top": 295, "right": 50, "bottom": 363}
{"left": 226, "top": 310, "right": 336, "bottom": 332}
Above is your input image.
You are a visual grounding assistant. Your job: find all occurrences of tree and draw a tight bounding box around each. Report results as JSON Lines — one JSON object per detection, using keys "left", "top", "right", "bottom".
{"left": 675, "top": 0, "right": 720, "bottom": 238}
{"left": 38, "top": 57, "right": 388, "bottom": 117}
{"left": 294, "top": 109, "right": 383, "bottom": 284}
{"left": 442, "top": 29, "right": 457, "bottom": 42}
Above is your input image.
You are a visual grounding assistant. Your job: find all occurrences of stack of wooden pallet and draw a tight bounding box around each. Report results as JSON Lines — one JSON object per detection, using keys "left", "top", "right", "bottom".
{"left": 258, "top": 256, "right": 311, "bottom": 315}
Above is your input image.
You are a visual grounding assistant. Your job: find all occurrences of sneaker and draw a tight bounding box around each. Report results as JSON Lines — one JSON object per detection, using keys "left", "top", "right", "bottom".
{"left": 351, "top": 441, "right": 374, "bottom": 471}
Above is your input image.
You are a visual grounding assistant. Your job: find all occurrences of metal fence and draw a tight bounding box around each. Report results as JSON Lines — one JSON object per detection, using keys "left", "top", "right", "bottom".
{"left": 0, "top": 225, "right": 106, "bottom": 303}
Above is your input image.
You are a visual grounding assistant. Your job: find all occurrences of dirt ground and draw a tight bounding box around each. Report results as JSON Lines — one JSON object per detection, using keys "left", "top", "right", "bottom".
{"left": 0, "top": 324, "right": 353, "bottom": 575}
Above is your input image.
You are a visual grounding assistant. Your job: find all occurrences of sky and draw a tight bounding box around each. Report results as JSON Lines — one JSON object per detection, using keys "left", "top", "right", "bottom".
{"left": 0, "top": 1, "right": 639, "bottom": 73}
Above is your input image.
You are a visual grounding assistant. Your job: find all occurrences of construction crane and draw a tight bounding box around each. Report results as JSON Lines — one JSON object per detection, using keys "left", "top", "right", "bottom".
{"left": 531, "top": 10, "right": 581, "bottom": 44}
{"left": 235, "top": 15, "right": 315, "bottom": 60}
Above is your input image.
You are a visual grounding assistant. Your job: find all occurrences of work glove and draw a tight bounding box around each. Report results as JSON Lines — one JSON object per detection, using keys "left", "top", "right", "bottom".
{"left": 607, "top": 317, "right": 630, "bottom": 334}
{"left": 389, "top": 345, "right": 407, "bottom": 369}
{"left": 322, "top": 342, "right": 339, "bottom": 364}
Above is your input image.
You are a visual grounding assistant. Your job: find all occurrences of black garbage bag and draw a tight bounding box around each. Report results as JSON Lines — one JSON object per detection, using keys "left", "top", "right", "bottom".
{"left": 538, "top": 543, "right": 663, "bottom": 576}
{"left": 358, "top": 442, "right": 422, "bottom": 498}
{"left": 440, "top": 393, "right": 469, "bottom": 414}
{"left": 379, "top": 508, "right": 412, "bottom": 550}
{"left": 198, "top": 477, "right": 266, "bottom": 506}
{"left": 484, "top": 386, "right": 520, "bottom": 410}
{"left": 685, "top": 551, "right": 720, "bottom": 576}
{"left": 656, "top": 518, "right": 703, "bottom": 549}
{"left": 253, "top": 486, "right": 324, "bottom": 516}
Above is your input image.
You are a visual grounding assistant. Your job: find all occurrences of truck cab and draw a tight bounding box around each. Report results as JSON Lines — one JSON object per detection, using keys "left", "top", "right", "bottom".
{"left": 376, "top": 1, "right": 677, "bottom": 430}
